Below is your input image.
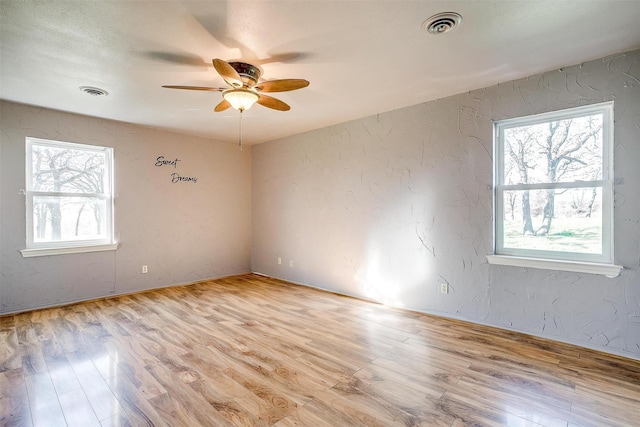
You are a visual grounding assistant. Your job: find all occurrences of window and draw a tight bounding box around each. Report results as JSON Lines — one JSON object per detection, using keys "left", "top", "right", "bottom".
{"left": 489, "top": 102, "right": 621, "bottom": 276}
{"left": 22, "top": 137, "right": 116, "bottom": 257}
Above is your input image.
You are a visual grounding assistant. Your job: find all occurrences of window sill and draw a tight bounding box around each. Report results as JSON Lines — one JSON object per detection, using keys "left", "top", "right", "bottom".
{"left": 486, "top": 255, "right": 622, "bottom": 278}
{"left": 21, "top": 243, "right": 119, "bottom": 258}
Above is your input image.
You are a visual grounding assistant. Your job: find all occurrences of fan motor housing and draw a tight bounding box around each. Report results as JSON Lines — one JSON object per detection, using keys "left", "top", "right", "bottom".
{"left": 229, "top": 62, "right": 262, "bottom": 87}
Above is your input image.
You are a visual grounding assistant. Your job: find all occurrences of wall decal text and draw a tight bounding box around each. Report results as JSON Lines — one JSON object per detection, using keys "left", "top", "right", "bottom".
{"left": 171, "top": 172, "right": 198, "bottom": 184}
{"left": 155, "top": 155, "right": 197, "bottom": 183}
{"left": 155, "top": 156, "right": 181, "bottom": 168}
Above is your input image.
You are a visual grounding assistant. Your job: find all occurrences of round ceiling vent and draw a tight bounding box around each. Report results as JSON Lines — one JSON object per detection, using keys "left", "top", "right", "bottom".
{"left": 79, "top": 86, "right": 109, "bottom": 96}
{"left": 422, "top": 12, "right": 462, "bottom": 35}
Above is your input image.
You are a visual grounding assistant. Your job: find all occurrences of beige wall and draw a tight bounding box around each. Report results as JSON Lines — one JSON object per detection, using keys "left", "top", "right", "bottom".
{"left": 251, "top": 50, "right": 640, "bottom": 360}
{"left": 0, "top": 101, "right": 252, "bottom": 313}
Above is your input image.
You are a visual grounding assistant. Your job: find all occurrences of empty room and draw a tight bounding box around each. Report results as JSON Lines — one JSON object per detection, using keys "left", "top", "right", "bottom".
{"left": 1, "top": 1, "right": 639, "bottom": 426}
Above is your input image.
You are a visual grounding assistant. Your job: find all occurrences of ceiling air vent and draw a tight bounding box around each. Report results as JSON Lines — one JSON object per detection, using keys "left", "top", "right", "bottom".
{"left": 79, "top": 86, "right": 109, "bottom": 96}
{"left": 422, "top": 12, "right": 462, "bottom": 35}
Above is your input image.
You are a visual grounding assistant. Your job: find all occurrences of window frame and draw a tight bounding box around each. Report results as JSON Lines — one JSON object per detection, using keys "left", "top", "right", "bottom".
{"left": 21, "top": 137, "right": 117, "bottom": 257}
{"left": 490, "top": 102, "right": 621, "bottom": 276}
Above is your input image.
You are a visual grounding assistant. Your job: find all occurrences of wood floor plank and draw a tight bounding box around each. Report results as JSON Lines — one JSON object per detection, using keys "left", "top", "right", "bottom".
{"left": 188, "top": 376, "right": 262, "bottom": 426}
{"left": 57, "top": 388, "right": 101, "bottom": 427}
{"left": 333, "top": 373, "right": 453, "bottom": 426}
{"left": 65, "top": 350, "right": 127, "bottom": 422}
{"left": 24, "top": 371, "right": 59, "bottom": 404}
{"left": 99, "top": 413, "right": 134, "bottom": 427}
{"left": 0, "top": 368, "right": 33, "bottom": 427}
{"left": 0, "top": 327, "right": 21, "bottom": 372}
{"left": 17, "top": 327, "right": 48, "bottom": 376}
{"left": 102, "top": 372, "right": 167, "bottom": 426}
{"left": 222, "top": 365, "right": 299, "bottom": 423}
{"left": 23, "top": 371, "right": 67, "bottom": 427}
{"left": 29, "top": 399, "right": 67, "bottom": 427}
{"left": 272, "top": 404, "right": 337, "bottom": 427}
{"left": 570, "top": 384, "right": 640, "bottom": 425}
{"left": 303, "top": 388, "right": 422, "bottom": 427}
{"left": 1, "top": 273, "right": 639, "bottom": 426}
{"left": 446, "top": 375, "right": 570, "bottom": 427}
{"left": 146, "top": 362, "right": 232, "bottom": 427}
{"left": 206, "top": 323, "right": 337, "bottom": 403}
{"left": 47, "top": 355, "right": 83, "bottom": 396}
{"left": 463, "top": 362, "right": 574, "bottom": 410}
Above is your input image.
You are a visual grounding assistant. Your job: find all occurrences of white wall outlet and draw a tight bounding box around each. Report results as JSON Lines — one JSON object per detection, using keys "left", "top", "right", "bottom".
{"left": 277, "top": 257, "right": 282, "bottom": 265}
{"left": 440, "top": 282, "right": 449, "bottom": 294}
{"left": 142, "top": 265, "right": 148, "bottom": 274}
{"left": 289, "top": 260, "right": 294, "bottom": 268}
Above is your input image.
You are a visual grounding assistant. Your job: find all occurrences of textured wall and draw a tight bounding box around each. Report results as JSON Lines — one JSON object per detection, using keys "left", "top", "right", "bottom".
{"left": 0, "top": 101, "right": 252, "bottom": 313}
{"left": 252, "top": 50, "right": 640, "bottom": 360}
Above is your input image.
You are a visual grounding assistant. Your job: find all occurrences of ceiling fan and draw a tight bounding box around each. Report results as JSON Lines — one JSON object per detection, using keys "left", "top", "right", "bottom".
{"left": 162, "top": 58, "right": 309, "bottom": 113}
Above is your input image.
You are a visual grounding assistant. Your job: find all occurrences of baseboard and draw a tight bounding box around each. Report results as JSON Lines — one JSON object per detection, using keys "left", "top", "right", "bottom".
{"left": 0, "top": 272, "right": 251, "bottom": 317}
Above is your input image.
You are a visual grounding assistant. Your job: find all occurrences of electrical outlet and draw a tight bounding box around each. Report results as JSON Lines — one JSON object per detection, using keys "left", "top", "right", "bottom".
{"left": 142, "top": 265, "right": 148, "bottom": 274}
{"left": 440, "top": 282, "right": 449, "bottom": 294}
{"left": 289, "top": 260, "right": 294, "bottom": 268}
{"left": 277, "top": 257, "right": 282, "bottom": 265}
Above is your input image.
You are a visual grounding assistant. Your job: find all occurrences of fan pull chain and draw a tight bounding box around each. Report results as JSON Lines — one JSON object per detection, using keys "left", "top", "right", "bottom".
{"left": 238, "top": 109, "right": 243, "bottom": 151}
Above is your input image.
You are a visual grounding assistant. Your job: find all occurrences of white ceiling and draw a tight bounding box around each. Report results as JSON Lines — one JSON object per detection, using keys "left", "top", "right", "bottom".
{"left": 1, "top": 1, "right": 640, "bottom": 145}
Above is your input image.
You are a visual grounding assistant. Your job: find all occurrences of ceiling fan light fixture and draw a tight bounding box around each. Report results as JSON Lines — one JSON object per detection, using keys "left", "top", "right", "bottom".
{"left": 223, "top": 88, "right": 259, "bottom": 111}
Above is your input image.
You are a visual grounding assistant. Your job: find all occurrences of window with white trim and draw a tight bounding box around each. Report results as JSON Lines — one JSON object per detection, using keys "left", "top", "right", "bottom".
{"left": 23, "top": 137, "right": 115, "bottom": 255}
{"left": 492, "top": 102, "right": 615, "bottom": 268}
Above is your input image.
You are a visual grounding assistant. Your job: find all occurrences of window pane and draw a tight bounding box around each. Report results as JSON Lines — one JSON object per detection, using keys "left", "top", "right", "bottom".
{"left": 32, "top": 196, "right": 107, "bottom": 243}
{"left": 30, "top": 144, "right": 107, "bottom": 193}
{"left": 502, "top": 114, "right": 603, "bottom": 185}
{"left": 502, "top": 187, "right": 602, "bottom": 254}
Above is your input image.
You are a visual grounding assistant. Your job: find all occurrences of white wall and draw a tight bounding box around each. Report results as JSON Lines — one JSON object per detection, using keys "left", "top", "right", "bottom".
{"left": 252, "top": 50, "right": 640, "bottom": 360}
{"left": 0, "top": 101, "right": 252, "bottom": 313}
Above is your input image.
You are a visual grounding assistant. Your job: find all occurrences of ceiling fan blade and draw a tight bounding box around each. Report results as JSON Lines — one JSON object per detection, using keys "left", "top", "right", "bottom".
{"left": 213, "top": 58, "right": 243, "bottom": 88}
{"left": 162, "top": 85, "right": 225, "bottom": 91}
{"left": 255, "top": 79, "right": 309, "bottom": 93}
{"left": 257, "top": 94, "right": 290, "bottom": 111}
{"left": 214, "top": 99, "right": 232, "bottom": 112}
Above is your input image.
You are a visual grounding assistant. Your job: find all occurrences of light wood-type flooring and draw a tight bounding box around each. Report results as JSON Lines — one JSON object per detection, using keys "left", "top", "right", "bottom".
{"left": 1, "top": 273, "right": 639, "bottom": 426}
